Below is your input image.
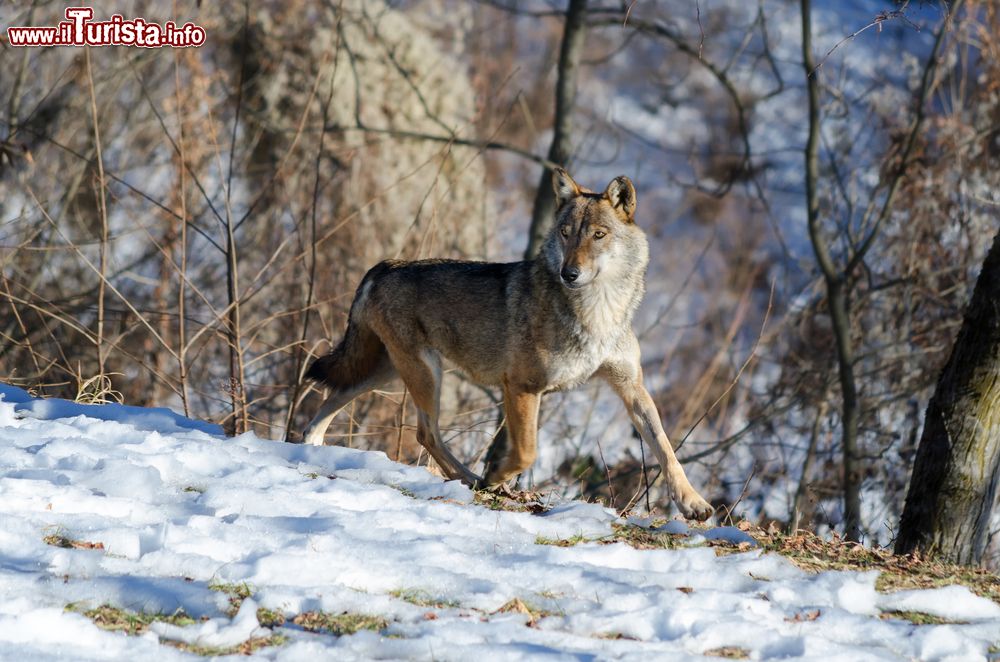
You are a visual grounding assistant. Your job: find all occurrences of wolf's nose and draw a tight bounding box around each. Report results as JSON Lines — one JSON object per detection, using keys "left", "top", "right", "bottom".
{"left": 561, "top": 266, "right": 580, "bottom": 282}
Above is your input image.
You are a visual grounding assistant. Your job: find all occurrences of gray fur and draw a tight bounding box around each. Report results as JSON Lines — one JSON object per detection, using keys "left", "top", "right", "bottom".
{"left": 300, "top": 170, "right": 714, "bottom": 520}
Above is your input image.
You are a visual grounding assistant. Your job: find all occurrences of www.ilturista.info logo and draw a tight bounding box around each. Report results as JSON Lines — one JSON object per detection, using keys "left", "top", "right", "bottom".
{"left": 6, "top": 7, "right": 206, "bottom": 48}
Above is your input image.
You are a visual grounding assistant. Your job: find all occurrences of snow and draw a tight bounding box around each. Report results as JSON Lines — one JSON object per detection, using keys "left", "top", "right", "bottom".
{"left": 0, "top": 383, "right": 997, "bottom": 660}
{"left": 877, "top": 585, "right": 1000, "bottom": 623}
{"left": 150, "top": 598, "right": 266, "bottom": 650}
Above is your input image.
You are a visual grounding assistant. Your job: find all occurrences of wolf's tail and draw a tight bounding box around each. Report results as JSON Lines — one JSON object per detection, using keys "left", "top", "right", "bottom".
{"left": 305, "top": 269, "right": 388, "bottom": 391}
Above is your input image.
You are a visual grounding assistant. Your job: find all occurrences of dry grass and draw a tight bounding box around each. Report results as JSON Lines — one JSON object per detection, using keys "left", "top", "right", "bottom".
{"left": 389, "top": 588, "right": 460, "bottom": 609}
{"left": 593, "top": 631, "right": 639, "bottom": 640}
{"left": 292, "top": 611, "right": 389, "bottom": 636}
{"left": 207, "top": 580, "right": 253, "bottom": 617}
{"left": 74, "top": 373, "right": 123, "bottom": 405}
{"left": 535, "top": 533, "right": 591, "bottom": 547}
{"left": 256, "top": 606, "right": 286, "bottom": 628}
{"left": 530, "top": 519, "right": 1000, "bottom": 613}
{"left": 473, "top": 487, "right": 549, "bottom": 514}
{"left": 604, "top": 523, "right": 692, "bottom": 550}
{"left": 69, "top": 603, "right": 197, "bottom": 635}
{"left": 745, "top": 524, "right": 1000, "bottom": 606}
{"left": 879, "top": 610, "right": 965, "bottom": 626}
{"left": 206, "top": 579, "right": 286, "bottom": 627}
{"left": 66, "top": 603, "right": 286, "bottom": 656}
{"left": 535, "top": 522, "right": 697, "bottom": 550}
{"left": 492, "top": 597, "right": 561, "bottom": 626}
{"left": 703, "top": 645, "right": 750, "bottom": 659}
{"left": 43, "top": 533, "right": 104, "bottom": 551}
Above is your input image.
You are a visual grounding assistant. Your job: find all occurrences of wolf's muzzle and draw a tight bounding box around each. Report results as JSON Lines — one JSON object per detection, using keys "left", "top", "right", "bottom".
{"left": 560, "top": 266, "right": 581, "bottom": 283}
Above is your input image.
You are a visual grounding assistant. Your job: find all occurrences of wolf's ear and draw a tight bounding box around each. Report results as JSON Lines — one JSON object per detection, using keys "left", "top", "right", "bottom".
{"left": 604, "top": 175, "right": 636, "bottom": 222}
{"left": 552, "top": 167, "right": 581, "bottom": 207}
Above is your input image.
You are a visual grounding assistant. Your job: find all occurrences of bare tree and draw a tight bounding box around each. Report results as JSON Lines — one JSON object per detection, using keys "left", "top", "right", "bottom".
{"left": 800, "top": 0, "right": 964, "bottom": 541}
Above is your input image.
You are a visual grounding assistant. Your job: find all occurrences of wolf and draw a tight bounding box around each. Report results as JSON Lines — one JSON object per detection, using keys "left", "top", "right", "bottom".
{"left": 301, "top": 169, "right": 713, "bottom": 520}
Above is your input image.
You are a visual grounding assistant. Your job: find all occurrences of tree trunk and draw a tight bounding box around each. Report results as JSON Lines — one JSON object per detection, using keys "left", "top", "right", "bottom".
{"left": 523, "top": 0, "right": 588, "bottom": 259}
{"left": 895, "top": 226, "right": 1000, "bottom": 564}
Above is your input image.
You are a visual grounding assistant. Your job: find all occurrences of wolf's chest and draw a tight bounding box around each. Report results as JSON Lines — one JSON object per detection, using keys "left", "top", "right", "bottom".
{"left": 540, "top": 333, "right": 618, "bottom": 392}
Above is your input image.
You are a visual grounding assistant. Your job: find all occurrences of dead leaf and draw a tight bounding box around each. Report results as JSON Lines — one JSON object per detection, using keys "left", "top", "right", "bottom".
{"left": 785, "top": 609, "right": 821, "bottom": 622}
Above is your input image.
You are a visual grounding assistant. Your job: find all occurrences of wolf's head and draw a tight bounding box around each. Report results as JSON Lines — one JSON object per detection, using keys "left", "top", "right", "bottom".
{"left": 542, "top": 168, "right": 648, "bottom": 290}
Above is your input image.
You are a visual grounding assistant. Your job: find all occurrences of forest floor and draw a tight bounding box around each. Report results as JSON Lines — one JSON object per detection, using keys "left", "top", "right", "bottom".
{"left": 1, "top": 382, "right": 998, "bottom": 661}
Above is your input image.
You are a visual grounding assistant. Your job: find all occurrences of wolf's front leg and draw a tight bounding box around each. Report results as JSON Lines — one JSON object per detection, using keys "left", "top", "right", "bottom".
{"left": 483, "top": 385, "right": 541, "bottom": 487}
{"left": 627, "top": 385, "right": 713, "bottom": 520}
{"left": 601, "top": 363, "right": 713, "bottom": 520}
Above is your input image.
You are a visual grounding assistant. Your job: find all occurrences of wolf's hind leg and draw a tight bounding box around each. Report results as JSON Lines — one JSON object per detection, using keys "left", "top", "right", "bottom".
{"left": 302, "top": 388, "right": 355, "bottom": 446}
{"left": 414, "top": 411, "right": 481, "bottom": 486}
{"left": 392, "top": 348, "right": 482, "bottom": 486}
{"left": 302, "top": 358, "right": 395, "bottom": 446}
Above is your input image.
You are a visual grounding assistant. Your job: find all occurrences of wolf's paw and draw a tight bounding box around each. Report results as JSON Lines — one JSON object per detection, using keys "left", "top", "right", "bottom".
{"left": 480, "top": 480, "right": 515, "bottom": 497}
{"left": 675, "top": 490, "right": 713, "bottom": 522}
{"left": 482, "top": 467, "right": 516, "bottom": 490}
{"left": 455, "top": 467, "right": 486, "bottom": 489}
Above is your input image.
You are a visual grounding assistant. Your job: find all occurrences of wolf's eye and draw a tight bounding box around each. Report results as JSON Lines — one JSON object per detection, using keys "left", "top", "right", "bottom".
{"left": 593, "top": 231, "right": 606, "bottom": 240}
{"left": 560, "top": 225, "right": 570, "bottom": 237}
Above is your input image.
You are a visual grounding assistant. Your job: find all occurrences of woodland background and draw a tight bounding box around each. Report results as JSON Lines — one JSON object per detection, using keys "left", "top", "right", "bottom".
{"left": 1, "top": 1, "right": 997, "bottom": 563}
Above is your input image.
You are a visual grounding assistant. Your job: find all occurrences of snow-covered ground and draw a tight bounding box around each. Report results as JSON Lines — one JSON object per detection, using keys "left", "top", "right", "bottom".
{"left": 0, "top": 384, "right": 997, "bottom": 661}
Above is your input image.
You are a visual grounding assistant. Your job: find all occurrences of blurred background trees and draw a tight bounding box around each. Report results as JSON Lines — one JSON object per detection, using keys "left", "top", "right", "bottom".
{"left": 1, "top": 1, "right": 997, "bottom": 564}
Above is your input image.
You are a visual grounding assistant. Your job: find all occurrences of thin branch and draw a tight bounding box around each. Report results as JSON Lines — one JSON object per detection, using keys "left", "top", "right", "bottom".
{"left": 594, "top": 16, "right": 754, "bottom": 198}
{"left": 846, "top": 0, "right": 963, "bottom": 275}
{"left": 677, "top": 278, "right": 775, "bottom": 450}
{"left": 810, "top": 3, "right": 919, "bottom": 76}
{"left": 83, "top": 47, "right": 109, "bottom": 376}
{"left": 321, "top": 123, "right": 558, "bottom": 169}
